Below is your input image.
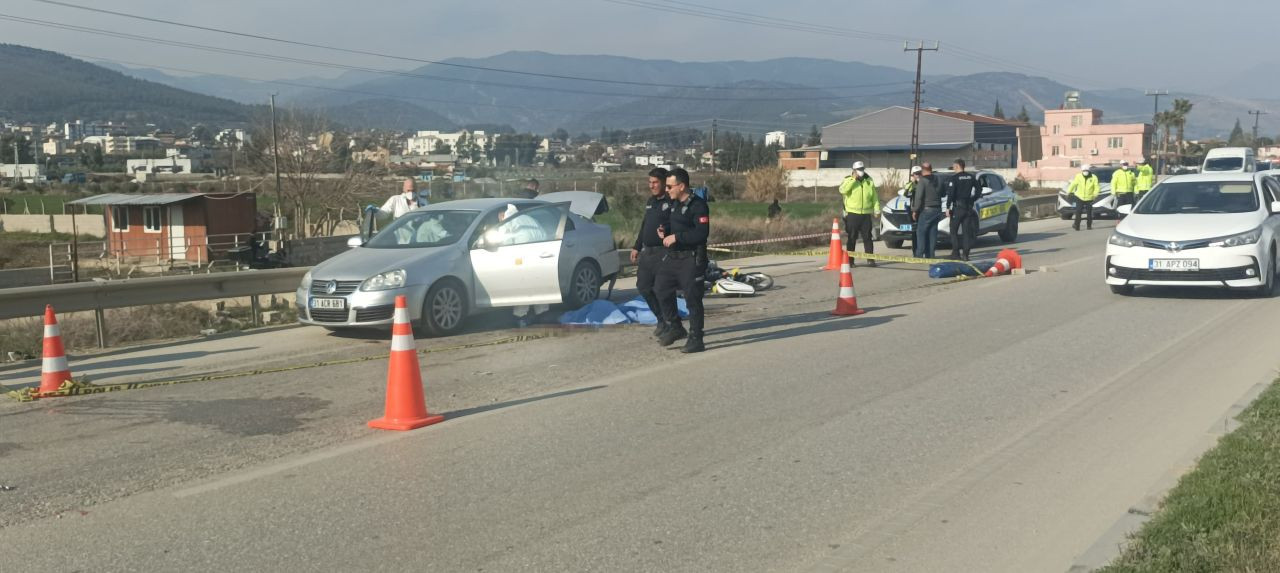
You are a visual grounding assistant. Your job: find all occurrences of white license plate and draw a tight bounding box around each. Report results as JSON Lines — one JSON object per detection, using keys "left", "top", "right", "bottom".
{"left": 1149, "top": 259, "right": 1199, "bottom": 271}
{"left": 899, "top": 224, "right": 913, "bottom": 231}
{"left": 309, "top": 297, "right": 346, "bottom": 310}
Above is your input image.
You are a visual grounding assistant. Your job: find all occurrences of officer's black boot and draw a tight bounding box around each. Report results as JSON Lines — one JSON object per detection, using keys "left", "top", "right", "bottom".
{"left": 658, "top": 323, "right": 687, "bottom": 347}
{"left": 653, "top": 322, "right": 668, "bottom": 338}
{"left": 681, "top": 333, "right": 705, "bottom": 353}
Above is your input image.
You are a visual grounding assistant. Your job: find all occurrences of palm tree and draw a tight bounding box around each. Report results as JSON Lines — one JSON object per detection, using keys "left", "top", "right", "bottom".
{"left": 1155, "top": 111, "right": 1178, "bottom": 173}
{"left": 1171, "top": 98, "right": 1193, "bottom": 167}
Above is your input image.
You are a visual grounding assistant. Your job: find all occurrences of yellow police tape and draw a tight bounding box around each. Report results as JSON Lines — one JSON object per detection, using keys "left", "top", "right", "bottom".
{"left": 709, "top": 246, "right": 985, "bottom": 275}
{"left": 4, "top": 332, "right": 560, "bottom": 403}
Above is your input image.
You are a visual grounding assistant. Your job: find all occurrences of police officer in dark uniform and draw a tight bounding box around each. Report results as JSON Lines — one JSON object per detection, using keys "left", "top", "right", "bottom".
{"left": 630, "top": 167, "right": 673, "bottom": 337}
{"left": 655, "top": 168, "right": 710, "bottom": 353}
{"left": 945, "top": 158, "right": 982, "bottom": 261}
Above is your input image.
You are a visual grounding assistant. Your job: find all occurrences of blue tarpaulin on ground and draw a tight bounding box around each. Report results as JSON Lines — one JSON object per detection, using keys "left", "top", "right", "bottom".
{"left": 558, "top": 296, "right": 687, "bottom": 325}
{"left": 929, "top": 260, "right": 995, "bottom": 278}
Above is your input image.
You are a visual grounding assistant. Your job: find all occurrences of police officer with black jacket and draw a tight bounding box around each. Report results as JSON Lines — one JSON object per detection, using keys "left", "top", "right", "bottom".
{"left": 630, "top": 167, "right": 674, "bottom": 337}
{"left": 655, "top": 168, "right": 710, "bottom": 353}
{"left": 945, "top": 159, "right": 981, "bottom": 261}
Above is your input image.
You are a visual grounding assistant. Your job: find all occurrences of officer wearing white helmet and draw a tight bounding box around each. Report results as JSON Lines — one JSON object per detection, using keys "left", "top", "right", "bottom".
{"left": 838, "top": 160, "right": 880, "bottom": 267}
{"left": 1067, "top": 165, "right": 1100, "bottom": 231}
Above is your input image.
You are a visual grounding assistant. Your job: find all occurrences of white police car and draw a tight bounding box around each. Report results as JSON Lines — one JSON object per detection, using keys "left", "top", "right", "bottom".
{"left": 880, "top": 170, "right": 1021, "bottom": 250}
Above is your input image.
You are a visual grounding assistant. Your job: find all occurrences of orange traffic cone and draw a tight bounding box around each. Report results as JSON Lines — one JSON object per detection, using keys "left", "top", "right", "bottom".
{"left": 831, "top": 260, "right": 866, "bottom": 316}
{"left": 37, "top": 305, "right": 72, "bottom": 395}
{"left": 368, "top": 295, "right": 445, "bottom": 431}
{"left": 984, "top": 248, "right": 1023, "bottom": 277}
{"left": 822, "top": 218, "right": 844, "bottom": 270}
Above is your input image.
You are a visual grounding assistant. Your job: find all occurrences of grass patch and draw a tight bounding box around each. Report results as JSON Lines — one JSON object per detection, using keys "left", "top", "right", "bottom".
{"left": 1100, "top": 379, "right": 1280, "bottom": 572}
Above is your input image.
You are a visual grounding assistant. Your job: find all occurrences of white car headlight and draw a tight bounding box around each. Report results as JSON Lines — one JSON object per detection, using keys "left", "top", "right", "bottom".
{"left": 361, "top": 269, "right": 406, "bottom": 291}
{"left": 1108, "top": 232, "right": 1141, "bottom": 248}
{"left": 1208, "top": 227, "right": 1262, "bottom": 248}
{"left": 299, "top": 270, "right": 312, "bottom": 291}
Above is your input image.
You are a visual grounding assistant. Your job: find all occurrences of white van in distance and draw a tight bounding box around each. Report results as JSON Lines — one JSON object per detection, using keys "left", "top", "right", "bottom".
{"left": 1202, "top": 147, "right": 1257, "bottom": 173}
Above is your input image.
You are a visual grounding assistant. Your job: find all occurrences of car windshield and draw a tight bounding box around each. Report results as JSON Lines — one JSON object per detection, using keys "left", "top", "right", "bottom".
{"left": 1090, "top": 168, "right": 1117, "bottom": 184}
{"left": 1134, "top": 181, "right": 1259, "bottom": 214}
{"left": 1204, "top": 157, "right": 1245, "bottom": 171}
{"left": 365, "top": 210, "right": 479, "bottom": 249}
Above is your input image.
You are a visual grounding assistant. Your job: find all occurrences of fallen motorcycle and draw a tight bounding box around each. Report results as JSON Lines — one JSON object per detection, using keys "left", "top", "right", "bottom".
{"left": 704, "top": 261, "right": 774, "bottom": 296}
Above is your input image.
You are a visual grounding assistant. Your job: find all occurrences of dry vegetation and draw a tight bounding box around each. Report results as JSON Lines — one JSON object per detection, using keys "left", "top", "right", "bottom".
{"left": 0, "top": 301, "right": 294, "bottom": 359}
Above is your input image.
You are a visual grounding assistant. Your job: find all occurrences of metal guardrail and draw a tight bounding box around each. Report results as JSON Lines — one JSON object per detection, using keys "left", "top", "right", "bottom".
{"left": 0, "top": 267, "right": 310, "bottom": 321}
{"left": 0, "top": 267, "right": 310, "bottom": 348}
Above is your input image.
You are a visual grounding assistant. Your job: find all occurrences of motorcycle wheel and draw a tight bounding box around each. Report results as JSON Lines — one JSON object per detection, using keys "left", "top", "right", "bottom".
{"left": 745, "top": 273, "right": 774, "bottom": 290}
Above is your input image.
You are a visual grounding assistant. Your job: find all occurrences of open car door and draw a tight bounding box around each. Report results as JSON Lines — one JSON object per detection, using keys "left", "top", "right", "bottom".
{"left": 470, "top": 204, "right": 568, "bottom": 307}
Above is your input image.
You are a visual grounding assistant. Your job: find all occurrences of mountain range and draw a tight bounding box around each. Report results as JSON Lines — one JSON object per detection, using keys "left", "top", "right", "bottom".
{"left": 5, "top": 44, "right": 1280, "bottom": 141}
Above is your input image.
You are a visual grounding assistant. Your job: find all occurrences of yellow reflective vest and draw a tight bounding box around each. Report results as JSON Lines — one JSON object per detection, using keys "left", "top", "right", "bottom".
{"left": 839, "top": 175, "right": 880, "bottom": 215}
{"left": 1068, "top": 173, "right": 1100, "bottom": 201}
{"left": 1111, "top": 168, "right": 1136, "bottom": 193}
{"left": 1135, "top": 164, "right": 1155, "bottom": 191}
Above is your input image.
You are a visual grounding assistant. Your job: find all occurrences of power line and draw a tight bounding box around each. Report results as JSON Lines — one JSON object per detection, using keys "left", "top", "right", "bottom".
{"left": 24, "top": 0, "right": 905, "bottom": 93}
{"left": 52, "top": 50, "right": 907, "bottom": 132}
{"left": 0, "top": 13, "right": 913, "bottom": 103}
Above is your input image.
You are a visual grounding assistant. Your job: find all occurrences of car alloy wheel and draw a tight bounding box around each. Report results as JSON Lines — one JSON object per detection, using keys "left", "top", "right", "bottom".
{"left": 422, "top": 281, "right": 466, "bottom": 336}
{"left": 570, "top": 261, "right": 601, "bottom": 308}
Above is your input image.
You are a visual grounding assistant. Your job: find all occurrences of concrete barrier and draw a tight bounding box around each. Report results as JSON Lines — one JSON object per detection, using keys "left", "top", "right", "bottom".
{"left": 0, "top": 214, "right": 106, "bottom": 236}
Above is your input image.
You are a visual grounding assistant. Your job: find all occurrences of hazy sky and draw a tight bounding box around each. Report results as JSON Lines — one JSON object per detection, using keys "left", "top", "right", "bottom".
{"left": 1, "top": 0, "right": 1272, "bottom": 93}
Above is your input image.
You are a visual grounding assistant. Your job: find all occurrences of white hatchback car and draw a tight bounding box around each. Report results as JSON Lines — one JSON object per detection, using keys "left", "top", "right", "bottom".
{"left": 1105, "top": 172, "right": 1280, "bottom": 296}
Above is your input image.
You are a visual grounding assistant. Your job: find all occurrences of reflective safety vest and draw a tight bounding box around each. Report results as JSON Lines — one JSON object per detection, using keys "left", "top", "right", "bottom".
{"left": 1111, "top": 168, "right": 1136, "bottom": 193}
{"left": 839, "top": 175, "right": 880, "bottom": 215}
{"left": 1135, "top": 164, "right": 1155, "bottom": 191}
{"left": 1068, "top": 173, "right": 1100, "bottom": 201}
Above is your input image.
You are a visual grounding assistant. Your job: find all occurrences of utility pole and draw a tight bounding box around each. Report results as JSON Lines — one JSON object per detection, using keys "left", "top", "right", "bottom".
{"left": 1249, "top": 110, "right": 1268, "bottom": 143}
{"left": 1145, "top": 89, "right": 1168, "bottom": 172}
{"left": 269, "top": 94, "right": 283, "bottom": 240}
{"left": 12, "top": 141, "right": 20, "bottom": 187}
{"left": 710, "top": 118, "right": 717, "bottom": 174}
{"left": 905, "top": 42, "right": 940, "bottom": 167}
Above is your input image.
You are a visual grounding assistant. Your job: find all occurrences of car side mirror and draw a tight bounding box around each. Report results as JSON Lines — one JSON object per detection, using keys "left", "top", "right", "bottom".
{"left": 1271, "top": 200, "right": 1280, "bottom": 214}
{"left": 346, "top": 236, "right": 364, "bottom": 248}
{"left": 1117, "top": 204, "right": 1133, "bottom": 215}
{"left": 981, "top": 187, "right": 994, "bottom": 196}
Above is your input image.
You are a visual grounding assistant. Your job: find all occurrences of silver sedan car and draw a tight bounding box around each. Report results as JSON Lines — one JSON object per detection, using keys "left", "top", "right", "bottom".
{"left": 297, "top": 192, "right": 621, "bottom": 336}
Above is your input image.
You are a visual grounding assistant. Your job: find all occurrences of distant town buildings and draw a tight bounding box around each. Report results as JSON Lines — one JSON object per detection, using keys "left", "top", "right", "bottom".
{"left": 404, "top": 130, "right": 490, "bottom": 156}
{"left": 764, "top": 130, "right": 788, "bottom": 147}
{"left": 1017, "top": 95, "right": 1153, "bottom": 185}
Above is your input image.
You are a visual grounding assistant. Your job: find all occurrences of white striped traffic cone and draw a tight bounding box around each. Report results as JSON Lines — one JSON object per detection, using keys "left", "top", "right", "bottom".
{"left": 37, "top": 304, "right": 72, "bottom": 395}
{"left": 823, "top": 218, "right": 844, "bottom": 270}
{"left": 984, "top": 248, "right": 1022, "bottom": 278}
{"left": 831, "top": 260, "right": 866, "bottom": 316}
{"left": 368, "top": 295, "right": 445, "bottom": 431}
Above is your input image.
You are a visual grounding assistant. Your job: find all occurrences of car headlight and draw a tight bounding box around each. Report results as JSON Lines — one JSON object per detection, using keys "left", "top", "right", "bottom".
{"left": 1108, "top": 232, "right": 1141, "bottom": 248}
{"left": 361, "top": 269, "right": 406, "bottom": 291}
{"left": 299, "top": 270, "right": 312, "bottom": 291}
{"left": 1208, "top": 227, "right": 1262, "bottom": 248}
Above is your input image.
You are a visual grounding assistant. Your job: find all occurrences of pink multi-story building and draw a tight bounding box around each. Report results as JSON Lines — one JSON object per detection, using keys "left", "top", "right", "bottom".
{"left": 1018, "top": 108, "right": 1153, "bottom": 186}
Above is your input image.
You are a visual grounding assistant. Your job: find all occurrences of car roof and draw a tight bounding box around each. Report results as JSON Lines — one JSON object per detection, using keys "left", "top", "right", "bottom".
{"left": 418, "top": 198, "right": 534, "bottom": 211}
{"left": 1159, "top": 172, "right": 1262, "bottom": 184}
